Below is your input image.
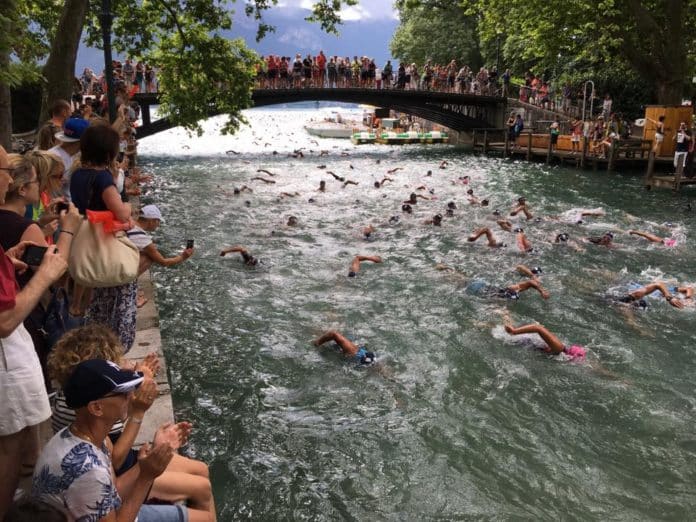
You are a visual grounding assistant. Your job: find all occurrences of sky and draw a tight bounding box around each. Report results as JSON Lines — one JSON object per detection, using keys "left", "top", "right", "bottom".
{"left": 76, "top": 0, "right": 400, "bottom": 73}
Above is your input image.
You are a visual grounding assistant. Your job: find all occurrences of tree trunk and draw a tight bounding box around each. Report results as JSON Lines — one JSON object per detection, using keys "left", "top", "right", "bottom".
{"left": 38, "top": 0, "right": 89, "bottom": 126}
{"left": 0, "top": 0, "right": 14, "bottom": 149}
{"left": 655, "top": 79, "right": 685, "bottom": 106}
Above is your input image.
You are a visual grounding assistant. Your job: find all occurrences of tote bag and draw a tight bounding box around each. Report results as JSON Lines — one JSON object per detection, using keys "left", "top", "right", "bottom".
{"left": 68, "top": 218, "right": 139, "bottom": 287}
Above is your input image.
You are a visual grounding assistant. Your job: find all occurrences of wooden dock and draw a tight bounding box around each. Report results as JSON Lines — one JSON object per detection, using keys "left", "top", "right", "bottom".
{"left": 470, "top": 129, "right": 696, "bottom": 192}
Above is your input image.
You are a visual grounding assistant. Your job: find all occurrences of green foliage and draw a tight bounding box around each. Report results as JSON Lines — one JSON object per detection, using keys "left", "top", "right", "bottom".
{"left": 390, "top": 1, "right": 482, "bottom": 68}
{"left": 154, "top": 33, "right": 258, "bottom": 135}
{"left": 3, "top": 0, "right": 360, "bottom": 134}
{"left": 0, "top": 0, "right": 60, "bottom": 87}
{"left": 464, "top": 0, "right": 696, "bottom": 104}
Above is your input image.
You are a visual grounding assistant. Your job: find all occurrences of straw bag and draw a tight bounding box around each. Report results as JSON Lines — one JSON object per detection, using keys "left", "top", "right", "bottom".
{"left": 68, "top": 218, "right": 140, "bottom": 287}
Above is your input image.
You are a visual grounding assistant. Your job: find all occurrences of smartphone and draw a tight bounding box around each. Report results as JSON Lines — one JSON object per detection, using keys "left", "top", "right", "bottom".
{"left": 186, "top": 239, "right": 194, "bottom": 249}
{"left": 21, "top": 245, "right": 48, "bottom": 266}
{"left": 55, "top": 202, "right": 69, "bottom": 214}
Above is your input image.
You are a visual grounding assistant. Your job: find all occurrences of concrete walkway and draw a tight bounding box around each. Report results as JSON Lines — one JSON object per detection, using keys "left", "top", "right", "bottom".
{"left": 129, "top": 270, "right": 175, "bottom": 446}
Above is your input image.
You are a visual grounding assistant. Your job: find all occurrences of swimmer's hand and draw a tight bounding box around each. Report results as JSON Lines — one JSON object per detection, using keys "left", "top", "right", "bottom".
{"left": 668, "top": 297, "right": 685, "bottom": 309}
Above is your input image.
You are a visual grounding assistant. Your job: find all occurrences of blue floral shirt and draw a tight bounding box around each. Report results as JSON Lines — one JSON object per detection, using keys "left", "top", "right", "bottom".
{"left": 32, "top": 427, "right": 121, "bottom": 521}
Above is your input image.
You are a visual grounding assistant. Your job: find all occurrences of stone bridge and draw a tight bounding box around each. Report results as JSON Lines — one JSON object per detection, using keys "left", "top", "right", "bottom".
{"left": 133, "top": 88, "right": 507, "bottom": 138}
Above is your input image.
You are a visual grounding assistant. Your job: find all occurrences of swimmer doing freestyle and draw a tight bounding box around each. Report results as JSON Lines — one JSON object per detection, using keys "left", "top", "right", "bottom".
{"left": 219, "top": 245, "right": 259, "bottom": 266}
{"left": 628, "top": 230, "right": 678, "bottom": 247}
{"left": 503, "top": 321, "right": 586, "bottom": 360}
{"left": 616, "top": 282, "right": 688, "bottom": 309}
{"left": 348, "top": 255, "right": 382, "bottom": 277}
{"left": 312, "top": 330, "right": 376, "bottom": 365}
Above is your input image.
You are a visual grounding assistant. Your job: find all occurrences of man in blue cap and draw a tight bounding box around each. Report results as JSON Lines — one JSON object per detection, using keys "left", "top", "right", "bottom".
{"left": 48, "top": 117, "right": 89, "bottom": 201}
{"left": 31, "top": 359, "right": 197, "bottom": 522}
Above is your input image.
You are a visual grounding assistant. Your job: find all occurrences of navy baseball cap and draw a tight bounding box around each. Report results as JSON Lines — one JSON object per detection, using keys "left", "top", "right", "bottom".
{"left": 64, "top": 359, "right": 144, "bottom": 408}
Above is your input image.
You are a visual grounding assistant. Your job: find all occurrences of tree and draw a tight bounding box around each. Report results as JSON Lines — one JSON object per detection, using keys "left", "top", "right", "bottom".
{"left": 0, "top": 0, "right": 56, "bottom": 148}
{"left": 390, "top": 0, "right": 482, "bottom": 69}
{"left": 1, "top": 0, "right": 359, "bottom": 140}
{"left": 464, "top": 0, "right": 696, "bottom": 105}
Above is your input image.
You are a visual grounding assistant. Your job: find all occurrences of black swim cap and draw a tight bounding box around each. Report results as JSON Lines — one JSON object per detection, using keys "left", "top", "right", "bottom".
{"left": 513, "top": 227, "right": 523, "bottom": 233}
{"left": 308, "top": 198, "right": 315, "bottom": 203}
{"left": 481, "top": 199, "right": 489, "bottom": 206}
{"left": 556, "top": 233, "right": 569, "bottom": 242}
{"left": 389, "top": 215, "right": 400, "bottom": 223}
{"left": 492, "top": 209, "right": 501, "bottom": 216}
{"left": 531, "top": 266, "right": 543, "bottom": 275}
{"left": 446, "top": 208, "right": 454, "bottom": 216}
{"left": 637, "top": 299, "right": 648, "bottom": 310}
{"left": 402, "top": 204, "right": 412, "bottom": 213}
{"left": 447, "top": 201, "right": 456, "bottom": 209}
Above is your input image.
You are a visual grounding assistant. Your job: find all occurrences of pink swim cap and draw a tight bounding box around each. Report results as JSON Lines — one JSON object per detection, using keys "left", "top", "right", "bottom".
{"left": 564, "top": 345, "right": 586, "bottom": 360}
{"left": 663, "top": 238, "right": 677, "bottom": 247}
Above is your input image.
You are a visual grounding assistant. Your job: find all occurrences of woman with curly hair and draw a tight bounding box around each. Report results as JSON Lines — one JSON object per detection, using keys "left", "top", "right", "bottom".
{"left": 48, "top": 324, "right": 217, "bottom": 520}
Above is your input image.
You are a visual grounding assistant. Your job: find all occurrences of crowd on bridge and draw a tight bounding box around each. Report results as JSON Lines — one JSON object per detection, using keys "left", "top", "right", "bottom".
{"left": 255, "top": 53, "right": 508, "bottom": 95}
{"left": 1, "top": 93, "right": 216, "bottom": 520}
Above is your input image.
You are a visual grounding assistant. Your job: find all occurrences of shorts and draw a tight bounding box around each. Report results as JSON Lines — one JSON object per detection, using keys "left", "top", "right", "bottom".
{"left": 655, "top": 133, "right": 664, "bottom": 143}
{"left": 138, "top": 504, "right": 188, "bottom": 522}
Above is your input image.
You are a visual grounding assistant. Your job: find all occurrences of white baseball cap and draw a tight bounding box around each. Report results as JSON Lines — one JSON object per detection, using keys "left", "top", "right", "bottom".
{"left": 140, "top": 204, "right": 163, "bottom": 221}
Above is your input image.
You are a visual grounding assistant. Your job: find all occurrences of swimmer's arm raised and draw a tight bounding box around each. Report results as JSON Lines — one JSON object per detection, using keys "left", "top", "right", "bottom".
{"left": 515, "top": 265, "right": 537, "bottom": 279}
{"left": 220, "top": 245, "right": 248, "bottom": 257}
{"left": 312, "top": 330, "right": 359, "bottom": 357}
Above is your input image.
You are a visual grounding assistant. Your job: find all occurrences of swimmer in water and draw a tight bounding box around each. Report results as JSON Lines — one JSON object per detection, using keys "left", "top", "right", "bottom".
{"left": 318, "top": 180, "right": 326, "bottom": 192}
{"left": 374, "top": 177, "right": 393, "bottom": 188}
{"left": 628, "top": 230, "right": 678, "bottom": 247}
{"left": 468, "top": 277, "right": 550, "bottom": 300}
{"left": 616, "top": 282, "right": 686, "bottom": 309}
{"left": 219, "top": 245, "right": 259, "bottom": 266}
{"left": 439, "top": 160, "right": 448, "bottom": 169}
{"left": 514, "top": 227, "right": 533, "bottom": 252}
{"left": 286, "top": 216, "right": 298, "bottom": 226}
{"left": 424, "top": 214, "right": 443, "bottom": 226}
{"left": 516, "top": 264, "right": 543, "bottom": 280}
{"left": 503, "top": 321, "right": 586, "bottom": 359}
{"left": 362, "top": 225, "right": 375, "bottom": 239}
{"left": 251, "top": 176, "right": 276, "bottom": 184}
{"left": 510, "top": 196, "right": 533, "bottom": 220}
{"left": 468, "top": 227, "right": 505, "bottom": 247}
{"left": 404, "top": 192, "right": 429, "bottom": 204}
{"left": 586, "top": 231, "right": 615, "bottom": 247}
{"left": 402, "top": 204, "right": 413, "bottom": 214}
{"left": 312, "top": 330, "right": 376, "bottom": 365}
{"left": 347, "top": 255, "right": 383, "bottom": 277}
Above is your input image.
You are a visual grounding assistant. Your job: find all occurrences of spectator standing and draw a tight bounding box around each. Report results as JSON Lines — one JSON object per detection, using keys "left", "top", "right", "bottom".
{"left": 602, "top": 94, "right": 613, "bottom": 120}
{"left": 35, "top": 100, "right": 71, "bottom": 151}
{"left": 0, "top": 145, "right": 75, "bottom": 520}
{"left": 48, "top": 117, "right": 89, "bottom": 202}
{"left": 69, "top": 125, "right": 137, "bottom": 351}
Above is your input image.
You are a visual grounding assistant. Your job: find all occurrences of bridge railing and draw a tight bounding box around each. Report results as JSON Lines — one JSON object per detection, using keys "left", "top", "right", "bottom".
{"left": 251, "top": 76, "right": 506, "bottom": 98}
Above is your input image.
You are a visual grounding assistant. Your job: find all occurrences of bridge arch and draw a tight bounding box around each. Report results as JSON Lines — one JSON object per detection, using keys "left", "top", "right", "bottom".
{"left": 133, "top": 88, "right": 507, "bottom": 139}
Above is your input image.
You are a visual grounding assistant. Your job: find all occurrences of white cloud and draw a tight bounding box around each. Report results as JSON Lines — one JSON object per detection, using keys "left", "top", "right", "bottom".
{"left": 290, "top": 0, "right": 398, "bottom": 21}
{"left": 277, "top": 27, "right": 322, "bottom": 49}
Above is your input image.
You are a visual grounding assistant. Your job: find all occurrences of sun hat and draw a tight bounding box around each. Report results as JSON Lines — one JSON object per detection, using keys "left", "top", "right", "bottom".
{"left": 54, "top": 118, "right": 89, "bottom": 143}
{"left": 64, "top": 359, "right": 144, "bottom": 409}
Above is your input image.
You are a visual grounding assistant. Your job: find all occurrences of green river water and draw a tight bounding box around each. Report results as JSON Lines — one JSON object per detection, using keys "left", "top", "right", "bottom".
{"left": 138, "top": 105, "right": 696, "bottom": 521}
